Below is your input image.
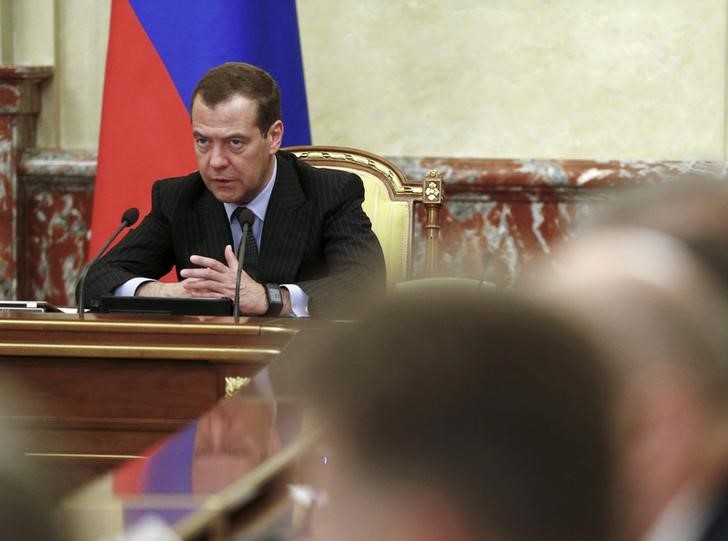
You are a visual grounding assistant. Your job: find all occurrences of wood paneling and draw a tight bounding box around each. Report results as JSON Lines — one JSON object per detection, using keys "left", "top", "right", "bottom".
{"left": 0, "top": 313, "right": 311, "bottom": 495}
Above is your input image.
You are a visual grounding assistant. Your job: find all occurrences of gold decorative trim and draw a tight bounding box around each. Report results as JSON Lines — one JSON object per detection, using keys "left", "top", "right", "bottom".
{"left": 422, "top": 170, "right": 444, "bottom": 277}
{"left": 225, "top": 376, "right": 251, "bottom": 396}
{"left": 0, "top": 342, "right": 280, "bottom": 362}
{"left": 424, "top": 171, "right": 443, "bottom": 203}
{"left": 26, "top": 453, "right": 141, "bottom": 460}
{"left": 285, "top": 146, "right": 421, "bottom": 197}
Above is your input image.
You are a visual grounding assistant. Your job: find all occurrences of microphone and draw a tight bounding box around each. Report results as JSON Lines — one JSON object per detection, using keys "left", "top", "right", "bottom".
{"left": 76, "top": 207, "right": 139, "bottom": 319}
{"left": 233, "top": 208, "right": 255, "bottom": 323}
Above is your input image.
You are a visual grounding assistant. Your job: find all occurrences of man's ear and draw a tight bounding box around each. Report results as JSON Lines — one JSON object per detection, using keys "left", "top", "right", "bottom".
{"left": 267, "top": 120, "right": 284, "bottom": 154}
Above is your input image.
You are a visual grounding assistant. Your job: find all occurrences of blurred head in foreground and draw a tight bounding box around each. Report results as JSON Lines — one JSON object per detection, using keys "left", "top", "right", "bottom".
{"left": 535, "top": 227, "right": 728, "bottom": 541}
{"left": 589, "top": 176, "right": 728, "bottom": 296}
{"left": 301, "top": 287, "right": 615, "bottom": 541}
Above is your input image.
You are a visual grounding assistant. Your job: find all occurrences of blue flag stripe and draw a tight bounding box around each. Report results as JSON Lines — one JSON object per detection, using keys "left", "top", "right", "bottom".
{"left": 128, "top": 0, "right": 311, "bottom": 146}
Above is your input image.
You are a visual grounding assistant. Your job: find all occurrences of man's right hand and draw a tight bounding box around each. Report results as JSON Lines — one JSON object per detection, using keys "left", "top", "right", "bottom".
{"left": 135, "top": 280, "right": 192, "bottom": 297}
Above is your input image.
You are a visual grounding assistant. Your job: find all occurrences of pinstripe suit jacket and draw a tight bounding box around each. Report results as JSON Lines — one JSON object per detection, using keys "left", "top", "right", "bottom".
{"left": 81, "top": 151, "right": 386, "bottom": 317}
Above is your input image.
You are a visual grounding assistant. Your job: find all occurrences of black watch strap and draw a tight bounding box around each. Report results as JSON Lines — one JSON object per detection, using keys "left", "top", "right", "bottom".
{"left": 264, "top": 283, "right": 284, "bottom": 316}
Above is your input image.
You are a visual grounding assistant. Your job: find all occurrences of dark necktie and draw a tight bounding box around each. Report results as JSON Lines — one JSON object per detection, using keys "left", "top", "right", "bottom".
{"left": 231, "top": 207, "right": 260, "bottom": 281}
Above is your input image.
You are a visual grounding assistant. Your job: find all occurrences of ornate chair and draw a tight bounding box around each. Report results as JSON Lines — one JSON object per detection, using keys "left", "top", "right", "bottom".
{"left": 285, "top": 146, "right": 444, "bottom": 286}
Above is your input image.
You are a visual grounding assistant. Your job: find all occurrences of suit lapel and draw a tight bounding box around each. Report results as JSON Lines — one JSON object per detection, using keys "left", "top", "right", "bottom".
{"left": 259, "top": 153, "right": 313, "bottom": 282}
{"left": 190, "top": 186, "right": 232, "bottom": 263}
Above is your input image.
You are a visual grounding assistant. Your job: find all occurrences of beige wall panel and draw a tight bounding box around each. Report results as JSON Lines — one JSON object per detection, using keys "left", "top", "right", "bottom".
{"left": 0, "top": 0, "right": 15, "bottom": 64}
{"left": 12, "top": 0, "right": 55, "bottom": 65}
{"left": 43, "top": 0, "right": 111, "bottom": 149}
{"left": 298, "top": 0, "right": 727, "bottom": 160}
{"left": 4, "top": 0, "right": 57, "bottom": 145}
{"left": 22, "top": 0, "right": 111, "bottom": 149}
{"left": 5, "top": 0, "right": 726, "bottom": 158}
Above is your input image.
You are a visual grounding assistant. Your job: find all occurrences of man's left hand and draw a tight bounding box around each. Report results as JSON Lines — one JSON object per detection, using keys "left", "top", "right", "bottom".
{"left": 180, "top": 245, "right": 268, "bottom": 315}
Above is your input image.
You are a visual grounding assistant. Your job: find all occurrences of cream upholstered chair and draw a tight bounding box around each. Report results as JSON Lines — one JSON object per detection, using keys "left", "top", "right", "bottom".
{"left": 285, "top": 146, "right": 444, "bottom": 286}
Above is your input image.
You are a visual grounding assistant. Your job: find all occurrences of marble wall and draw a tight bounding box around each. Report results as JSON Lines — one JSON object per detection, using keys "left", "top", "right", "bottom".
{"left": 0, "top": 66, "right": 52, "bottom": 299}
{"left": 18, "top": 149, "right": 94, "bottom": 304}
{"left": 2, "top": 1, "right": 727, "bottom": 159}
{"left": 398, "top": 157, "right": 722, "bottom": 285}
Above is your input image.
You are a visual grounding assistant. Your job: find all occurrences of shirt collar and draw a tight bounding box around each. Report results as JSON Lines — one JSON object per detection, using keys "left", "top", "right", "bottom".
{"left": 223, "top": 155, "right": 277, "bottom": 223}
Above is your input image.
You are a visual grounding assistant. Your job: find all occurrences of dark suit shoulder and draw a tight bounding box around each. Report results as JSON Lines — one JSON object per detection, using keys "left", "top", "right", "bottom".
{"left": 151, "top": 171, "right": 206, "bottom": 216}
{"left": 153, "top": 171, "right": 205, "bottom": 199}
{"left": 278, "top": 151, "right": 363, "bottom": 201}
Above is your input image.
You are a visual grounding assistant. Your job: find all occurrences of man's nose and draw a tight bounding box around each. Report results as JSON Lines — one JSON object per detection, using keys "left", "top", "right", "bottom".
{"left": 209, "top": 143, "right": 229, "bottom": 169}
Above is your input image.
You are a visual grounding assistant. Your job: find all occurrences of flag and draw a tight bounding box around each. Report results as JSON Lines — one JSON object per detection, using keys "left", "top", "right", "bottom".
{"left": 90, "top": 0, "right": 311, "bottom": 257}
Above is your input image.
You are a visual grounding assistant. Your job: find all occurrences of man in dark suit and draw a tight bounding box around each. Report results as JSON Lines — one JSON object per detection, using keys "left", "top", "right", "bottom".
{"left": 81, "top": 62, "right": 385, "bottom": 317}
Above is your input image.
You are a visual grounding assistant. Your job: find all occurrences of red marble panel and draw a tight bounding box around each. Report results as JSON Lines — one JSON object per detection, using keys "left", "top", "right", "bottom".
{"left": 412, "top": 157, "right": 717, "bottom": 191}
{"left": 20, "top": 189, "right": 92, "bottom": 306}
{"left": 415, "top": 197, "right": 581, "bottom": 285}
{"left": 0, "top": 85, "right": 20, "bottom": 111}
{"left": 18, "top": 149, "right": 96, "bottom": 306}
{"left": 0, "top": 66, "right": 52, "bottom": 115}
{"left": 403, "top": 157, "right": 720, "bottom": 284}
{"left": 0, "top": 66, "right": 52, "bottom": 301}
{"left": 0, "top": 116, "right": 15, "bottom": 299}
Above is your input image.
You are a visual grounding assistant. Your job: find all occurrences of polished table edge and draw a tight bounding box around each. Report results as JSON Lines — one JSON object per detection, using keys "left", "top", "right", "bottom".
{"left": 0, "top": 311, "right": 310, "bottom": 334}
{"left": 0, "top": 342, "right": 280, "bottom": 362}
{"left": 26, "top": 452, "right": 143, "bottom": 462}
{"left": 0, "top": 312, "right": 340, "bottom": 362}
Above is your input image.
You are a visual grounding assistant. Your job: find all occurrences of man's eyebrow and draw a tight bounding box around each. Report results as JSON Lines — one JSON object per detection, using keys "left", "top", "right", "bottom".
{"left": 191, "top": 130, "right": 248, "bottom": 140}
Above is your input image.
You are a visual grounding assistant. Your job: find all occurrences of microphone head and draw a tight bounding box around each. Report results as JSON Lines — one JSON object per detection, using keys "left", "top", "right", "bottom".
{"left": 235, "top": 207, "right": 256, "bottom": 227}
{"left": 121, "top": 207, "right": 140, "bottom": 227}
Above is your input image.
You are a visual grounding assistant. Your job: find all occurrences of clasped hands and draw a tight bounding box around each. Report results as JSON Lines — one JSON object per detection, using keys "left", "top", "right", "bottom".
{"left": 136, "top": 245, "right": 269, "bottom": 315}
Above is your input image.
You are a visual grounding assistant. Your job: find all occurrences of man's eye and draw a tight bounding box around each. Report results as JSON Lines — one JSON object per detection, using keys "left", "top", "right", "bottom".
{"left": 229, "top": 138, "right": 243, "bottom": 148}
{"left": 195, "top": 137, "right": 209, "bottom": 146}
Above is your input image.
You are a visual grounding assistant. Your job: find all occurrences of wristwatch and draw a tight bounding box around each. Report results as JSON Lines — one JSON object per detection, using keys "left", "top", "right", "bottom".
{"left": 264, "top": 283, "right": 284, "bottom": 316}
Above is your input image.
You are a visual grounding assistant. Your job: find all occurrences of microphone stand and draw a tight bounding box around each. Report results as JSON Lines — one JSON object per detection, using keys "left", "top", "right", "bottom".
{"left": 77, "top": 209, "right": 139, "bottom": 319}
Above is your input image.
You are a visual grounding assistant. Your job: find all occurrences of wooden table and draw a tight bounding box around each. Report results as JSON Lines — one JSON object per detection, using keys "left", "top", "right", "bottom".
{"left": 0, "top": 312, "right": 320, "bottom": 494}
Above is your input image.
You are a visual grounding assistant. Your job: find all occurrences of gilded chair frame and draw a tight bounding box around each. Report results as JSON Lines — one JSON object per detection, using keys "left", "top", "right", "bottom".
{"left": 284, "top": 146, "right": 443, "bottom": 284}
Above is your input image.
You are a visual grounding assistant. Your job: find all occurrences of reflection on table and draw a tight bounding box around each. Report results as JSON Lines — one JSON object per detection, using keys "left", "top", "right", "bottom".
{"left": 60, "top": 366, "right": 323, "bottom": 541}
